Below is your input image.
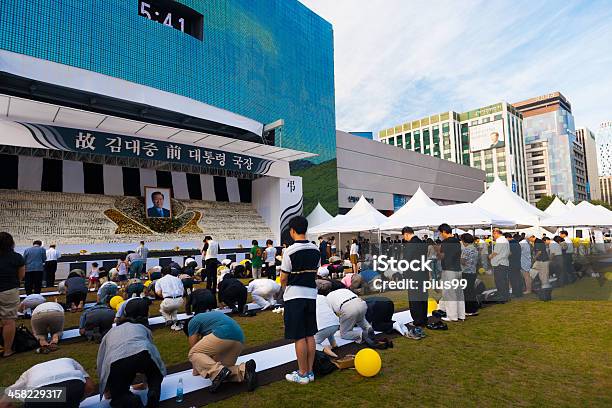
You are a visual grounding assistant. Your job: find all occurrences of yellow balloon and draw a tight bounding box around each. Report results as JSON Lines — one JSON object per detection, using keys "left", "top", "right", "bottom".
{"left": 605, "top": 272, "right": 612, "bottom": 281}
{"left": 427, "top": 298, "right": 438, "bottom": 315}
{"left": 478, "top": 267, "right": 485, "bottom": 274}
{"left": 275, "top": 276, "right": 281, "bottom": 285}
{"left": 144, "top": 280, "right": 152, "bottom": 288}
{"left": 109, "top": 295, "right": 124, "bottom": 310}
{"left": 354, "top": 348, "right": 381, "bottom": 377}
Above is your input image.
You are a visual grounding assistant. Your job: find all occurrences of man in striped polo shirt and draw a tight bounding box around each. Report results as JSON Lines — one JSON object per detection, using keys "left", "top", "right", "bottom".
{"left": 280, "top": 216, "right": 320, "bottom": 384}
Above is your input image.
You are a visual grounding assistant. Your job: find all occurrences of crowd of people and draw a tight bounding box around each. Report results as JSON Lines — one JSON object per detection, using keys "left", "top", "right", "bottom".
{"left": 0, "top": 215, "right": 593, "bottom": 406}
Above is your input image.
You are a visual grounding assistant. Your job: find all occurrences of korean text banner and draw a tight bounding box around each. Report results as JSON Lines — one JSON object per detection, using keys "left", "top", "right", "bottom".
{"left": 16, "top": 122, "right": 275, "bottom": 176}
{"left": 469, "top": 120, "right": 505, "bottom": 152}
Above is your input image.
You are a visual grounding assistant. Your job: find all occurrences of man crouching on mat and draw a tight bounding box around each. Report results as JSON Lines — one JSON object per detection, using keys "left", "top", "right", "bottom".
{"left": 184, "top": 310, "right": 257, "bottom": 393}
{"left": 97, "top": 298, "right": 165, "bottom": 408}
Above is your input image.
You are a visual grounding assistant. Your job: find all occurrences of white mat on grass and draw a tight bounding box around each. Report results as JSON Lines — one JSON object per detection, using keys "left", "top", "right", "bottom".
{"left": 60, "top": 303, "right": 262, "bottom": 341}
{"left": 79, "top": 310, "right": 414, "bottom": 407}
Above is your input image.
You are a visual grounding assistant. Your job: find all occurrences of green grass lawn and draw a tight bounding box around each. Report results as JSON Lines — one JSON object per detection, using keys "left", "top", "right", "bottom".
{"left": 2, "top": 277, "right": 611, "bottom": 408}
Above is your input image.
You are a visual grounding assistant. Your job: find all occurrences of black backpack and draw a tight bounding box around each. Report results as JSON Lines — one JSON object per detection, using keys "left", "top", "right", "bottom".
{"left": 312, "top": 351, "right": 337, "bottom": 377}
{"left": 14, "top": 324, "right": 39, "bottom": 353}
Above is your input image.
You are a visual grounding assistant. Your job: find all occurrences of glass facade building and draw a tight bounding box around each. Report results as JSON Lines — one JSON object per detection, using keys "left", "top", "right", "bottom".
{"left": 0, "top": 0, "right": 337, "bottom": 213}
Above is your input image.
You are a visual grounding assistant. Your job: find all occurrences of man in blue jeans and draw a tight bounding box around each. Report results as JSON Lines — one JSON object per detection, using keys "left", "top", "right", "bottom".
{"left": 23, "top": 240, "right": 46, "bottom": 295}
{"left": 280, "top": 216, "right": 320, "bottom": 384}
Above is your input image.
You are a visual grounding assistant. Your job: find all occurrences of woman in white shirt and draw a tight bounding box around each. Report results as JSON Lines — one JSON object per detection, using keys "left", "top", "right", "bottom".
{"left": 30, "top": 301, "right": 65, "bottom": 351}
{"left": 314, "top": 294, "right": 339, "bottom": 357}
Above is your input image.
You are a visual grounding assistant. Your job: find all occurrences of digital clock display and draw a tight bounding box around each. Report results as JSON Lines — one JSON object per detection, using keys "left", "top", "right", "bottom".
{"left": 138, "top": 0, "right": 203, "bottom": 40}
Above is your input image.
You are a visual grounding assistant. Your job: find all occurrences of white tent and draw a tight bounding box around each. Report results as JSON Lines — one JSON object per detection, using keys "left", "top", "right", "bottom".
{"left": 379, "top": 187, "right": 438, "bottom": 232}
{"left": 309, "top": 195, "right": 388, "bottom": 234}
{"left": 381, "top": 202, "right": 515, "bottom": 230}
{"left": 305, "top": 202, "right": 333, "bottom": 228}
{"left": 544, "top": 197, "right": 569, "bottom": 217}
{"left": 566, "top": 201, "right": 576, "bottom": 209}
{"left": 473, "top": 178, "right": 546, "bottom": 227}
{"left": 540, "top": 201, "right": 612, "bottom": 227}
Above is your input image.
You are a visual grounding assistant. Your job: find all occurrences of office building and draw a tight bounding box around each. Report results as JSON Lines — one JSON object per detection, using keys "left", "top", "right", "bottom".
{"left": 377, "top": 102, "right": 528, "bottom": 200}
{"left": 575, "top": 127, "right": 601, "bottom": 200}
{"left": 596, "top": 121, "right": 612, "bottom": 177}
{"left": 513, "top": 92, "right": 586, "bottom": 203}
{"left": 600, "top": 176, "right": 612, "bottom": 205}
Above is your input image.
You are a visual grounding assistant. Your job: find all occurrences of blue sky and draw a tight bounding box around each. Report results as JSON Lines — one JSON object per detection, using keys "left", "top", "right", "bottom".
{"left": 299, "top": 0, "right": 612, "bottom": 134}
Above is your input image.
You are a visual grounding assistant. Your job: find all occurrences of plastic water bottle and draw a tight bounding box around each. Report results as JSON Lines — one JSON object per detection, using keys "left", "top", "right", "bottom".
{"left": 176, "top": 378, "right": 184, "bottom": 403}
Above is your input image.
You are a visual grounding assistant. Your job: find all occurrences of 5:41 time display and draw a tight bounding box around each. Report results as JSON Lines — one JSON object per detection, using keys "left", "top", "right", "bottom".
{"left": 137, "top": 0, "right": 203, "bottom": 40}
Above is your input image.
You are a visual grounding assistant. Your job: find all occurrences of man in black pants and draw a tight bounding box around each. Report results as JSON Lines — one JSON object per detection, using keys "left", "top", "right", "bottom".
{"left": 508, "top": 233, "right": 524, "bottom": 297}
{"left": 186, "top": 288, "right": 217, "bottom": 315}
{"left": 202, "top": 236, "right": 219, "bottom": 293}
{"left": 218, "top": 273, "right": 248, "bottom": 314}
{"left": 401, "top": 226, "right": 428, "bottom": 340}
{"left": 97, "top": 298, "right": 166, "bottom": 408}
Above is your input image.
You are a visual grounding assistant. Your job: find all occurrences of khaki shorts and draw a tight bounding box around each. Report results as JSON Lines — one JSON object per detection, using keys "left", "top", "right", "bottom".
{"left": 0, "top": 288, "right": 20, "bottom": 319}
{"left": 350, "top": 254, "right": 358, "bottom": 265}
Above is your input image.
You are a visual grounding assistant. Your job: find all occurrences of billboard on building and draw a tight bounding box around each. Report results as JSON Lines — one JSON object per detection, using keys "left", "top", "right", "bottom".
{"left": 469, "top": 120, "right": 505, "bottom": 152}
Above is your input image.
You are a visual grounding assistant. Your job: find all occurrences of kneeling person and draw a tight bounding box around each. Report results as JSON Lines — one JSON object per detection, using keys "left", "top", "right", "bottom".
{"left": 186, "top": 311, "right": 257, "bottom": 393}
{"left": 326, "top": 288, "right": 373, "bottom": 342}
{"left": 155, "top": 267, "right": 184, "bottom": 331}
{"left": 4, "top": 358, "right": 94, "bottom": 408}
{"left": 79, "top": 300, "right": 116, "bottom": 342}
{"left": 217, "top": 273, "right": 246, "bottom": 313}
{"left": 247, "top": 278, "right": 281, "bottom": 310}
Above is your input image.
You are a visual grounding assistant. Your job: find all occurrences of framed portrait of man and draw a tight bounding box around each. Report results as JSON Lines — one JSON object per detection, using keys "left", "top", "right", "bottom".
{"left": 144, "top": 187, "right": 173, "bottom": 219}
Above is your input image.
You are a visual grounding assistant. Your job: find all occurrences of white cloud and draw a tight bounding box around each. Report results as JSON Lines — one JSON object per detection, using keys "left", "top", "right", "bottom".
{"left": 300, "top": 0, "right": 612, "bottom": 133}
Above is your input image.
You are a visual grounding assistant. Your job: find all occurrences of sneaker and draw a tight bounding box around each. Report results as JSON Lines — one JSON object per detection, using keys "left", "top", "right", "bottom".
{"left": 413, "top": 327, "right": 427, "bottom": 338}
{"left": 404, "top": 328, "right": 421, "bottom": 340}
{"left": 242, "top": 304, "right": 250, "bottom": 314}
{"left": 244, "top": 359, "right": 258, "bottom": 392}
{"left": 285, "top": 371, "right": 309, "bottom": 384}
{"left": 209, "top": 367, "right": 231, "bottom": 393}
{"left": 307, "top": 371, "right": 314, "bottom": 382}
{"left": 465, "top": 312, "right": 479, "bottom": 317}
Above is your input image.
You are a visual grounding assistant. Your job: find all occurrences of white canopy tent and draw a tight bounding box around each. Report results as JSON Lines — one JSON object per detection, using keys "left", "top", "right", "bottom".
{"left": 309, "top": 195, "right": 388, "bottom": 234}
{"left": 544, "top": 197, "right": 569, "bottom": 217}
{"left": 305, "top": 202, "right": 333, "bottom": 228}
{"left": 566, "top": 201, "right": 576, "bottom": 209}
{"left": 381, "top": 202, "right": 515, "bottom": 230}
{"left": 540, "top": 201, "right": 612, "bottom": 227}
{"left": 473, "top": 178, "right": 547, "bottom": 227}
{"left": 379, "top": 187, "right": 439, "bottom": 234}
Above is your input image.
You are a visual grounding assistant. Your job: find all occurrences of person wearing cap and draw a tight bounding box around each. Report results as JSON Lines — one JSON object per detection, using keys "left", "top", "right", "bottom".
{"left": 155, "top": 266, "right": 184, "bottom": 331}
{"left": 326, "top": 288, "right": 373, "bottom": 342}
{"left": 97, "top": 298, "right": 165, "bottom": 408}
{"left": 217, "top": 273, "right": 246, "bottom": 314}
{"left": 186, "top": 310, "right": 257, "bottom": 393}
{"left": 247, "top": 278, "right": 281, "bottom": 310}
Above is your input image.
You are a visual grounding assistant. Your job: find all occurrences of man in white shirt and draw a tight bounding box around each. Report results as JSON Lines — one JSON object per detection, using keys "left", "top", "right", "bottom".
{"left": 349, "top": 239, "right": 359, "bottom": 273}
{"left": 203, "top": 236, "right": 220, "bottom": 293}
{"left": 247, "top": 278, "right": 281, "bottom": 310}
{"left": 3, "top": 358, "right": 94, "bottom": 407}
{"left": 326, "top": 288, "right": 373, "bottom": 342}
{"left": 44, "top": 244, "right": 60, "bottom": 288}
{"left": 488, "top": 229, "right": 510, "bottom": 302}
{"left": 155, "top": 268, "right": 184, "bottom": 331}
